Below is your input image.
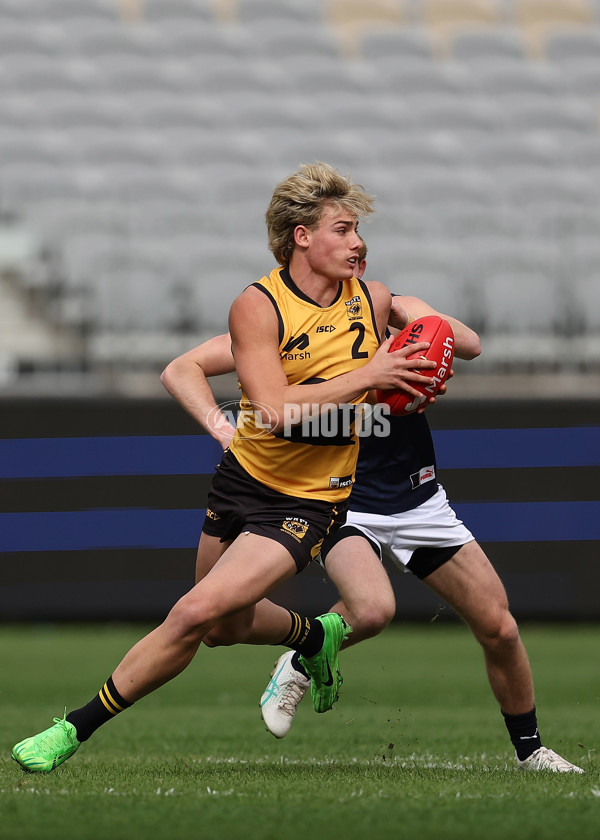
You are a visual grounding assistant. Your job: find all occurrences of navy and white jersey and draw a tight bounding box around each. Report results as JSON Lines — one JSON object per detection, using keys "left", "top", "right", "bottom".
{"left": 349, "top": 412, "right": 438, "bottom": 515}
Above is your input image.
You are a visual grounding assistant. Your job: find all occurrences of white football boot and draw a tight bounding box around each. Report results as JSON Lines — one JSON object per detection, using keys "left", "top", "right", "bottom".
{"left": 517, "top": 746, "right": 585, "bottom": 773}
{"left": 260, "top": 651, "right": 311, "bottom": 738}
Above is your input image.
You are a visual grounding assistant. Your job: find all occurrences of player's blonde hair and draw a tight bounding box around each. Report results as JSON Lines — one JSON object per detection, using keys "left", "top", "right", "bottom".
{"left": 265, "top": 162, "right": 374, "bottom": 266}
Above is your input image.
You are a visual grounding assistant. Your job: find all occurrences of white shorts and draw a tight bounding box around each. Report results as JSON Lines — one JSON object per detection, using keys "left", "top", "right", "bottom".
{"left": 329, "top": 484, "right": 474, "bottom": 574}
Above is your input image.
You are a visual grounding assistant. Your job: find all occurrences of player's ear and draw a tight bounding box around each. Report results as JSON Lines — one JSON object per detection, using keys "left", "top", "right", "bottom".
{"left": 293, "top": 225, "right": 310, "bottom": 248}
{"left": 357, "top": 258, "right": 367, "bottom": 278}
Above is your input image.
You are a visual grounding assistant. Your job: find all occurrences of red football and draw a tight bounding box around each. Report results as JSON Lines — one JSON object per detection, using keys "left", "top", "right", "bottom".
{"left": 376, "top": 315, "right": 455, "bottom": 415}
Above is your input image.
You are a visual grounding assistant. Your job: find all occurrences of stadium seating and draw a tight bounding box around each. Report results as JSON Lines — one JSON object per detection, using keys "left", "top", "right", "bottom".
{"left": 526, "top": 205, "right": 600, "bottom": 239}
{"left": 32, "top": 90, "right": 131, "bottom": 132}
{"left": 545, "top": 25, "right": 600, "bottom": 62}
{"left": 558, "top": 57, "right": 600, "bottom": 97}
{"left": 451, "top": 26, "right": 528, "bottom": 62}
{"left": 421, "top": 0, "right": 505, "bottom": 56}
{"left": 467, "top": 131, "right": 566, "bottom": 169}
{"left": 361, "top": 26, "right": 435, "bottom": 63}
{"left": 432, "top": 202, "right": 526, "bottom": 238}
{"left": 250, "top": 21, "right": 340, "bottom": 62}
{"left": 2, "top": 54, "right": 104, "bottom": 95}
{"left": 563, "top": 238, "right": 600, "bottom": 330}
{"left": 470, "top": 58, "right": 567, "bottom": 97}
{"left": 408, "top": 95, "right": 504, "bottom": 132}
{"left": 325, "top": 0, "right": 407, "bottom": 57}
{"left": 143, "top": 0, "right": 214, "bottom": 23}
{"left": 372, "top": 58, "right": 474, "bottom": 100}
{"left": 364, "top": 237, "right": 471, "bottom": 303}
{"left": 479, "top": 268, "right": 563, "bottom": 334}
{"left": 236, "top": 0, "right": 325, "bottom": 28}
{"left": 0, "top": 20, "right": 70, "bottom": 58}
{"left": 68, "top": 18, "right": 163, "bottom": 60}
{"left": 1, "top": 0, "right": 600, "bottom": 383}
{"left": 498, "top": 95, "right": 598, "bottom": 134}
{"left": 499, "top": 167, "right": 598, "bottom": 208}
{"left": 569, "top": 271, "right": 600, "bottom": 332}
{"left": 514, "top": 0, "right": 596, "bottom": 56}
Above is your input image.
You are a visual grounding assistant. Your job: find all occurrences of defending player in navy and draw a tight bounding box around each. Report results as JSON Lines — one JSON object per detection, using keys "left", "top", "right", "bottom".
{"left": 155, "top": 241, "right": 585, "bottom": 773}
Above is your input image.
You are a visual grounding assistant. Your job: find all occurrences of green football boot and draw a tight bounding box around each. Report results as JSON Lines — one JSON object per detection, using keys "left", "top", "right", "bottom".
{"left": 299, "top": 613, "right": 351, "bottom": 713}
{"left": 12, "top": 713, "right": 80, "bottom": 773}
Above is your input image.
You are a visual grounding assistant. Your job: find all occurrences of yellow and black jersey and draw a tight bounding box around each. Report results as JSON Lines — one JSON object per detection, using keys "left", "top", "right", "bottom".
{"left": 229, "top": 266, "right": 381, "bottom": 502}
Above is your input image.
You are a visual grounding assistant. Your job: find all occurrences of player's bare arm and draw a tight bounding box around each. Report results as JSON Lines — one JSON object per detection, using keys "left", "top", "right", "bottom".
{"left": 395, "top": 295, "right": 481, "bottom": 361}
{"left": 160, "top": 333, "right": 236, "bottom": 448}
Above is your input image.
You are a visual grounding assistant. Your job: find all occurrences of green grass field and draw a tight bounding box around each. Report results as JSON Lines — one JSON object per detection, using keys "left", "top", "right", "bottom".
{"left": 0, "top": 622, "right": 598, "bottom": 840}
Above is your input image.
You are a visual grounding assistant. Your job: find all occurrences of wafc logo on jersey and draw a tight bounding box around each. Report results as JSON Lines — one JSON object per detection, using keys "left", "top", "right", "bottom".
{"left": 345, "top": 296, "right": 363, "bottom": 320}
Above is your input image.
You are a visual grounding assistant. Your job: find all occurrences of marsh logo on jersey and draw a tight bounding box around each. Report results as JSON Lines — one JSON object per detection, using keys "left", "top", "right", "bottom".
{"left": 281, "top": 517, "right": 309, "bottom": 542}
{"left": 329, "top": 474, "right": 353, "bottom": 489}
{"left": 205, "top": 508, "right": 220, "bottom": 520}
{"left": 281, "top": 333, "right": 311, "bottom": 361}
{"left": 410, "top": 465, "right": 436, "bottom": 489}
{"left": 345, "top": 296, "right": 363, "bottom": 320}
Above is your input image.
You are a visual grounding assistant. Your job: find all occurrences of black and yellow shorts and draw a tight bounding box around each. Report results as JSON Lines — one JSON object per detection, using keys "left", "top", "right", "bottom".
{"left": 202, "top": 450, "right": 347, "bottom": 572}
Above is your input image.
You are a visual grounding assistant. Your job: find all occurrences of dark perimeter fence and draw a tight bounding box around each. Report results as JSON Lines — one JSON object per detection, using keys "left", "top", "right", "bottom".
{"left": 1, "top": 397, "right": 599, "bottom": 622}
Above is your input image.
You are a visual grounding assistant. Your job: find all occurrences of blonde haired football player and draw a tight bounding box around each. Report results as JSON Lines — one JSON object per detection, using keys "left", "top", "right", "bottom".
{"left": 12, "top": 163, "right": 437, "bottom": 773}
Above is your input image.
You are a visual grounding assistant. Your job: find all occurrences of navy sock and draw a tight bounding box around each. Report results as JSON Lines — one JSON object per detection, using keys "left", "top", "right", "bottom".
{"left": 502, "top": 707, "right": 542, "bottom": 760}
{"left": 291, "top": 651, "right": 309, "bottom": 678}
